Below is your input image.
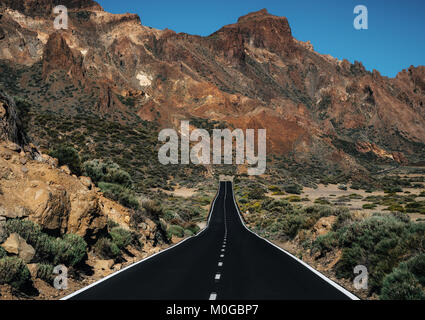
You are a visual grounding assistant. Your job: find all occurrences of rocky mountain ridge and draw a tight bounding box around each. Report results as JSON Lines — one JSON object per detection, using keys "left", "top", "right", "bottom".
{"left": 0, "top": 1, "right": 424, "bottom": 178}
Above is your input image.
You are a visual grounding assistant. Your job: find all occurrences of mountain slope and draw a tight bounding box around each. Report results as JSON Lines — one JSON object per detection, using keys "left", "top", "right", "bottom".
{"left": 0, "top": 1, "right": 424, "bottom": 181}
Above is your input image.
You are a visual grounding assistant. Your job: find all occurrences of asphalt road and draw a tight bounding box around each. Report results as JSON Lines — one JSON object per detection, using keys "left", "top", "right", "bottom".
{"left": 67, "top": 181, "right": 356, "bottom": 300}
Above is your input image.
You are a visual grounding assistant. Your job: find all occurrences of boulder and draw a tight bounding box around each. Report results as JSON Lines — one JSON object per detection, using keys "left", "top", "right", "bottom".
{"left": 1, "top": 233, "right": 35, "bottom": 263}
{"left": 67, "top": 190, "right": 107, "bottom": 241}
{"left": 313, "top": 216, "right": 337, "bottom": 237}
{"left": 28, "top": 186, "right": 70, "bottom": 234}
{"left": 60, "top": 165, "right": 71, "bottom": 175}
{"left": 79, "top": 176, "right": 93, "bottom": 190}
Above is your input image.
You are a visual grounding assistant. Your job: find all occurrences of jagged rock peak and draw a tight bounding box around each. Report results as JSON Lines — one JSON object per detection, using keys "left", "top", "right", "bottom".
{"left": 0, "top": 0, "right": 103, "bottom": 16}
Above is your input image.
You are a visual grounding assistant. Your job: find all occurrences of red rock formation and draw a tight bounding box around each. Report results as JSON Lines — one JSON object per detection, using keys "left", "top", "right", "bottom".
{"left": 0, "top": 3, "right": 424, "bottom": 172}
{"left": 42, "top": 32, "right": 85, "bottom": 81}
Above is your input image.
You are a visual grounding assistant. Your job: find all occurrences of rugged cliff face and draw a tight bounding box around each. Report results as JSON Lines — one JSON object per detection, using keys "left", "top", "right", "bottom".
{"left": 0, "top": 92, "right": 106, "bottom": 241}
{"left": 0, "top": 2, "right": 424, "bottom": 177}
{"left": 0, "top": 91, "right": 28, "bottom": 146}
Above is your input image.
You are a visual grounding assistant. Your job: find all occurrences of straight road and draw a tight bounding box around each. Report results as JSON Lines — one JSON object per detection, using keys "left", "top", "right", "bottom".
{"left": 66, "top": 181, "right": 356, "bottom": 300}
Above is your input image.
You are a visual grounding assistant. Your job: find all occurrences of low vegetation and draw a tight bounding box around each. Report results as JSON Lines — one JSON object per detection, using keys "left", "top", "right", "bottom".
{"left": 5, "top": 219, "right": 87, "bottom": 267}
{"left": 240, "top": 181, "right": 425, "bottom": 300}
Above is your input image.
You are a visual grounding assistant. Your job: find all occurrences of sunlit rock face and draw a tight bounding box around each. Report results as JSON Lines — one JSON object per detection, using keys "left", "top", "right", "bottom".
{"left": 0, "top": 2, "right": 424, "bottom": 175}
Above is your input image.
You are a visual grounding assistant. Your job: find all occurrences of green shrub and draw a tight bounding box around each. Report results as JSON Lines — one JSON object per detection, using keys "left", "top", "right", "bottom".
{"left": 332, "top": 208, "right": 352, "bottom": 230}
{"left": 167, "top": 225, "right": 184, "bottom": 238}
{"left": 107, "top": 219, "right": 119, "bottom": 230}
{"left": 284, "top": 184, "right": 302, "bottom": 195}
{"left": 363, "top": 203, "right": 377, "bottom": 209}
{"left": 49, "top": 145, "right": 82, "bottom": 175}
{"left": 7, "top": 219, "right": 86, "bottom": 266}
{"left": 83, "top": 160, "right": 132, "bottom": 187}
{"left": 186, "top": 224, "right": 200, "bottom": 235}
{"left": 184, "top": 229, "right": 194, "bottom": 237}
{"left": 5, "top": 219, "right": 42, "bottom": 243}
{"left": 312, "top": 232, "right": 338, "bottom": 257}
{"left": 94, "top": 238, "right": 121, "bottom": 259}
{"left": 98, "top": 182, "right": 139, "bottom": 209}
{"left": 386, "top": 204, "right": 405, "bottom": 212}
{"left": 247, "top": 185, "right": 267, "bottom": 199}
{"left": 0, "top": 257, "right": 31, "bottom": 290}
{"left": 349, "top": 194, "right": 363, "bottom": 200}
{"left": 332, "top": 215, "right": 425, "bottom": 294}
{"left": 286, "top": 195, "right": 301, "bottom": 202}
{"left": 37, "top": 264, "right": 54, "bottom": 284}
{"left": 335, "top": 245, "right": 365, "bottom": 279}
{"left": 5, "top": 219, "right": 55, "bottom": 262}
{"left": 0, "top": 247, "right": 6, "bottom": 259}
{"left": 54, "top": 234, "right": 87, "bottom": 267}
{"left": 163, "top": 209, "right": 176, "bottom": 221}
{"left": 402, "top": 254, "right": 425, "bottom": 286}
{"left": 380, "top": 268, "right": 425, "bottom": 300}
{"left": 314, "top": 198, "right": 331, "bottom": 205}
{"left": 109, "top": 227, "right": 132, "bottom": 250}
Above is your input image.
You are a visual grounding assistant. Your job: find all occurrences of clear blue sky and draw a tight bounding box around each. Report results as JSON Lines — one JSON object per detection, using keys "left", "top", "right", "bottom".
{"left": 97, "top": 0, "right": 425, "bottom": 78}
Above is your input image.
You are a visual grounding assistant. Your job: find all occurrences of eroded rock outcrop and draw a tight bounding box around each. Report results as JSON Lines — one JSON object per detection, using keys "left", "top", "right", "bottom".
{"left": 0, "top": 93, "right": 131, "bottom": 242}
{"left": 0, "top": 91, "right": 28, "bottom": 147}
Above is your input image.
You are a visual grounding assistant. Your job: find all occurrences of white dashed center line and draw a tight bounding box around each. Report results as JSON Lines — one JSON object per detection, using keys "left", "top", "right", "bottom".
{"left": 218, "top": 262, "right": 223, "bottom": 267}
{"left": 215, "top": 274, "right": 221, "bottom": 281}
{"left": 209, "top": 292, "right": 217, "bottom": 300}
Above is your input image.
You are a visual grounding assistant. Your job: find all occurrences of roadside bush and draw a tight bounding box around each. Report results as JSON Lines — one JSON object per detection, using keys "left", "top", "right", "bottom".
{"left": 49, "top": 145, "right": 82, "bottom": 176}
{"left": 5, "top": 219, "right": 55, "bottom": 262}
{"left": 311, "top": 232, "right": 338, "bottom": 257}
{"left": 401, "top": 254, "right": 425, "bottom": 286}
{"left": 380, "top": 268, "right": 425, "bottom": 300}
{"left": 36, "top": 264, "right": 54, "bottom": 284}
{"left": 6, "top": 219, "right": 87, "bottom": 267}
{"left": 184, "top": 229, "right": 194, "bottom": 237}
{"left": 94, "top": 238, "right": 121, "bottom": 260}
{"left": 332, "top": 208, "right": 352, "bottom": 230}
{"left": 98, "top": 182, "right": 139, "bottom": 209}
{"left": 0, "top": 256, "right": 31, "bottom": 290}
{"left": 5, "top": 219, "right": 42, "bottom": 243}
{"left": 185, "top": 224, "right": 200, "bottom": 235}
{"left": 253, "top": 203, "right": 337, "bottom": 240}
{"left": 53, "top": 234, "right": 87, "bottom": 267}
{"left": 0, "top": 247, "right": 6, "bottom": 259}
{"left": 167, "top": 225, "right": 185, "bottom": 238}
{"left": 331, "top": 215, "right": 425, "bottom": 294}
{"left": 109, "top": 227, "right": 132, "bottom": 250}
{"left": 83, "top": 160, "right": 132, "bottom": 187}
